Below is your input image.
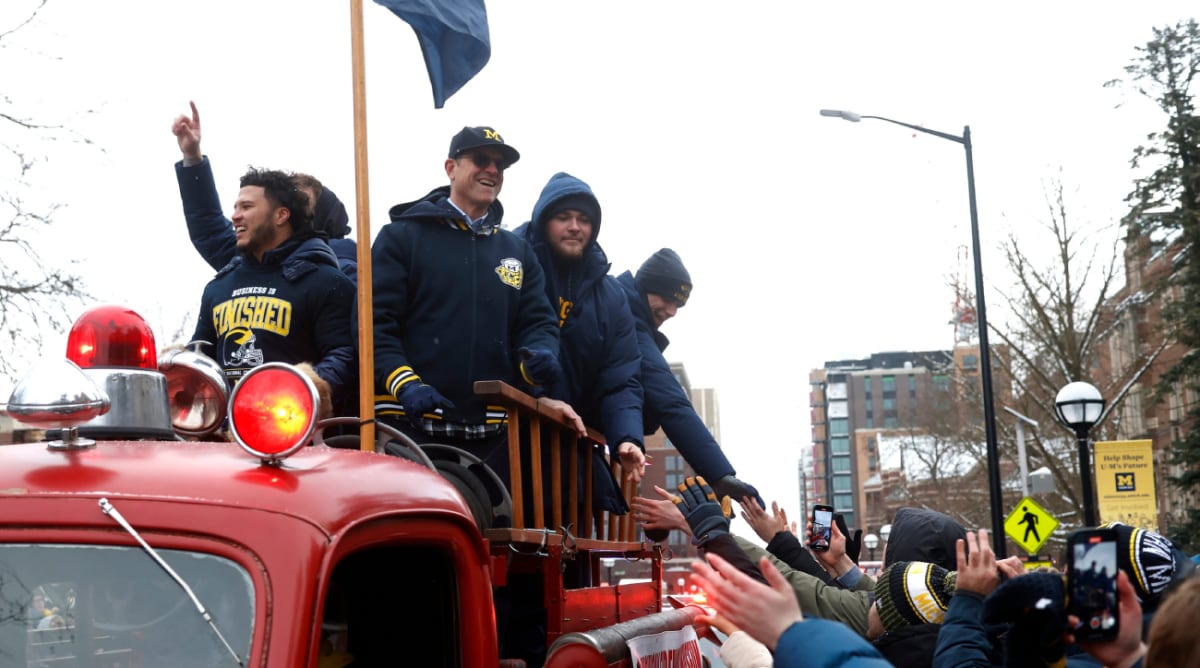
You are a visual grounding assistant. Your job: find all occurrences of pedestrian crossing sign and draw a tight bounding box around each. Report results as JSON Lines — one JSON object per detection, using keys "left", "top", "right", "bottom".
{"left": 1004, "top": 496, "right": 1059, "bottom": 555}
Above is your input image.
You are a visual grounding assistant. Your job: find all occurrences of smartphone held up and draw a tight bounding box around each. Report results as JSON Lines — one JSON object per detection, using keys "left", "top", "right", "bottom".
{"left": 810, "top": 505, "right": 833, "bottom": 552}
{"left": 1066, "top": 528, "right": 1120, "bottom": 641}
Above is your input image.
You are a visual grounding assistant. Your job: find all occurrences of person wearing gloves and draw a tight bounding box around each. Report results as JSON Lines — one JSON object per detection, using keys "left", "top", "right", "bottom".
{"left": 616, "top": 249, "right": 761, "bottom": 505}
{"left": 515, "top": 172, "right": 645, "bottom": 485}
{"left": 364, "top": 126, "right": 567, "bottom": 478}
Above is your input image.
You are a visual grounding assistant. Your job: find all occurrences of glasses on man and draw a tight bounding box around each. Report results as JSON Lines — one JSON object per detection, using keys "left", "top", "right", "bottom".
{"left": 464, "top": 152, "right": 510, "bottom": 171}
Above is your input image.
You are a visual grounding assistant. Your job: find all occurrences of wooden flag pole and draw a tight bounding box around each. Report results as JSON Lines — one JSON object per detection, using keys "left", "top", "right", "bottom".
{"left": 349, "top": 0, "right": 376, "bottom": 450}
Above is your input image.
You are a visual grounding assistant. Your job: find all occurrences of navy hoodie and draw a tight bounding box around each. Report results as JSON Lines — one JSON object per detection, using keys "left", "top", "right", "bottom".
{"left": 363, "top": 186, "right": 559, "bottom": 428}
{"left": 516, "top": 172, "right": 643, "bottom": 450}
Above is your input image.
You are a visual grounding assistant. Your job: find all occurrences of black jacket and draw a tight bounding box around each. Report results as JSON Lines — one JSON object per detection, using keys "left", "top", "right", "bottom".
{"left": 192, "top": 234, "right": 355, "bottom": 403}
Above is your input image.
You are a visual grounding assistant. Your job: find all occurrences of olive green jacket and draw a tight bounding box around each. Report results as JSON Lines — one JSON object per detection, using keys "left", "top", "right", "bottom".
{"left": 735, "top": 535, "right": 874, "bottom": 637}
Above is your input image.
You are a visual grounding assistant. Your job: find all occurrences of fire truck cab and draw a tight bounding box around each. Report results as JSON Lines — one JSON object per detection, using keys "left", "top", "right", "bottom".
{"left": 1, "top": 306, "right": 706, "bottom": 667}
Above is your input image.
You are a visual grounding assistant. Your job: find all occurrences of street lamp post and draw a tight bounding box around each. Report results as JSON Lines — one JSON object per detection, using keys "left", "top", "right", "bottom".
{"left": 820, "top": 108, "right": 1005, "bottom": 557}
{"left": 864, "top": 533, "right": 880, "bottom": 561}
{"left": 1003, "top": 406, "right": 1040, "bottom": 498}
{"left": 1054, "top": 381, "right": 1106, "bottom": 527}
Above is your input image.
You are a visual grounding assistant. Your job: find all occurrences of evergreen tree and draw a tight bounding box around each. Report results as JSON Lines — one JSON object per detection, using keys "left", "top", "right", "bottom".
{"left": 1110, "top": 19, "right": 1200, "bottom": 549}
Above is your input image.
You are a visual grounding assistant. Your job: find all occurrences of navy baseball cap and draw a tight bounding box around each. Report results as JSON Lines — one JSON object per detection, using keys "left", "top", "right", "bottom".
{"left": 448, "top": 126, "right": 520, "bottom": 166}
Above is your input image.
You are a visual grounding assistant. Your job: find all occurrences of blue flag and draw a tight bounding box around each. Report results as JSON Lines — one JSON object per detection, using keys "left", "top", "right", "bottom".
{"left": 373, "top": 0, "right": 491, "bottom": 109}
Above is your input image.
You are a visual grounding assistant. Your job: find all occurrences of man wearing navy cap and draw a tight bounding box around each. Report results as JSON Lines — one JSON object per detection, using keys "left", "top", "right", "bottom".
{"left": 364, "top": 126, "right": 567, "bottom": 465}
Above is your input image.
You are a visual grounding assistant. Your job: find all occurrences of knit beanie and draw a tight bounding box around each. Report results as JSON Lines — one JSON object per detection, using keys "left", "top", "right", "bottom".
{"left": 981, "top": 572, "right": 1067, "bottom": 668}
{"left": 874, "top": 561, "right": 957, "bottom": 631}
{"left": 1102, "top": 522, "right": 1189, "bottom": 606}
{"left": 541, "top": 193, "right": 600, "bottom": 231}
{"left": 635, "top": 248, "right": 693, "bottom": 306}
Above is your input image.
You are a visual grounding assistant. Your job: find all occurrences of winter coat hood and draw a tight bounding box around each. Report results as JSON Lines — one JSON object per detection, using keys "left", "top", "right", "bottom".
{"left": 387, "top": 185, "right": 505, "bottom": 229}
{"left": 884, "top": 507, "right": 967, "bottom": 572}
{"left": 528, "top": 172, "right": 603, "bottom": 244}
{"left": 219, "top": 234, "right": 339, "bottom": 282}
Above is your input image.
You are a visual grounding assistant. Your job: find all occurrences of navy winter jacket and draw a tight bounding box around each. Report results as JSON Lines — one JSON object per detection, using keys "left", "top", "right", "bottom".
{"left": 616, "top": 271, "right": 736, "bottom": 481}
{"left": 363, "top": 186, "right": 559, "bottom": 428}
{"left": 516, "top": 173, "right": 643, "bottom": 450}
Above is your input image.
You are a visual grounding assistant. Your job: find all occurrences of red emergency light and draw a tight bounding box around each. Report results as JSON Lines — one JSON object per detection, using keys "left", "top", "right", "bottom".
{"left": 228, "top": 363, "right": 319, "bottom": 462}
{"left": 66, "top": 305, "right": 157, "bottom": 370}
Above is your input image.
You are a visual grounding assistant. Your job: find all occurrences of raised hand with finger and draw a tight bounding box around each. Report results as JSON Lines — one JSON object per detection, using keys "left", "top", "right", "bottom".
{"left": 171, "top": 100, "right": 203, "bottom": 164}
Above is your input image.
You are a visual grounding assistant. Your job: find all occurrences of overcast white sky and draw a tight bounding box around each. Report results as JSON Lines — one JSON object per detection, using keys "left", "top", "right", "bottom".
{"left": 3, "top": 0, "right": 1195, "bottom": 521}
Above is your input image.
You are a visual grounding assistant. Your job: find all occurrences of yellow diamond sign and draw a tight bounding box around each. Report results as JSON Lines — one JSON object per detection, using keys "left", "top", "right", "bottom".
{"left": 1004, "top": 496, "right": 1059, "bottom": 555}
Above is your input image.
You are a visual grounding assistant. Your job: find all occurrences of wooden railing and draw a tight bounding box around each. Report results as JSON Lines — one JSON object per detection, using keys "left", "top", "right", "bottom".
{"left": 473, "top": 380, "right": 640, "bottom": 546}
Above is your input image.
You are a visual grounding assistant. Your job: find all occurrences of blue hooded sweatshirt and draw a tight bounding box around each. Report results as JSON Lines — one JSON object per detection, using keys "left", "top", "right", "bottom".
{"left": 515, "top": 172, "right": 644, "bottom": 451}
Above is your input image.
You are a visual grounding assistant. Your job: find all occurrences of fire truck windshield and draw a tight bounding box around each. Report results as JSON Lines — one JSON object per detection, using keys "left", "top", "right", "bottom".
{"left": 0, "top": 544, "right": 254, "bottom": 667}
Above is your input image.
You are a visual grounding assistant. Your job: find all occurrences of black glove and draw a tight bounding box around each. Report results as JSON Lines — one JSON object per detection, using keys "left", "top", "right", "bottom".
{"left": 398, "top": 382, "right": 455, "bottom": 428}
{"left": 834, "top": 513, "right": 863, "bottom": 564}
{"left": 518, "top": 347, "right": 562, "bottom": 387}
{"left": 676, "top": 476, "right": 730, "bottom": 544}
{"left": 711, "top": 475, "right": 764, "bottom": 510}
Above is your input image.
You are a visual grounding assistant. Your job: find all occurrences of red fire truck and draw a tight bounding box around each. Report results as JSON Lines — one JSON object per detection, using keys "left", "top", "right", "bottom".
{"left": 0, "top": 305, "right": 709, "bottom": 667}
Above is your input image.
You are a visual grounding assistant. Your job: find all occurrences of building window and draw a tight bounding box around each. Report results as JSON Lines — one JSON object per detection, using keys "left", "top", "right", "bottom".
{"left": 882, "top": 398, "right": 896, "bottom": 410}
{"left": 884, "top": 416, "right": 898, "bottom": 429}
{"left": 832, "top": 456, "right": 851, "bottom": 473}
{"left": 666, "top": 471, "right": 686, "bottom": 489}
{"left": 908, "top": 375, "right": 917, "bottom": 391}
{"left": 963, "top": 355, "right": 978, "bottom": 370}
{"left": 831, "top": 437, "right": 850, "bottom": 454}
{"left": 865, "top": 418, "right": 874, "bottom": 428}
{"left": 864, "top": 398, "right": 873, "bottom": 412}
{"left": 933, "top": 374, "right": 950, "bottom": 392}
{"left": 829, "top": 418, "right": 849, "bottom": 436}
{"left": 833, "top": 494, "right": 854, "bottom": 510}
{"left": 832, "top": 475, "right": 852, "bottom": 492}
{"left": 882, "top": 376, "right": 896, "bottom": 392}
{"left": 864, "top": 377, "right": 872, "bottom": 393}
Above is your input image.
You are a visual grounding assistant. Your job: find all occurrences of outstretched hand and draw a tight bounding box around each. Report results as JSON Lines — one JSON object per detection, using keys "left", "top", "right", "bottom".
{"left": 691, "top": 553, "right": 803, "bottom": 652}
{"left": 631, "top": 485, "right": 690, "bottom": 535}
{"left": 739, "top": 498, "right": 790, "bottom": 544}
{"left": 171, "top": 100, "right": 202, "bottom": 163}
{"left": 675, "top": 476, "right": 729, "bottom": 543}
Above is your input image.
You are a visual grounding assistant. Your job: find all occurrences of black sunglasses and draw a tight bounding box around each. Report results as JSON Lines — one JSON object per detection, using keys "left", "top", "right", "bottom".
{"left": 464, "top": 152, "right": 510, "bottom": 171}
